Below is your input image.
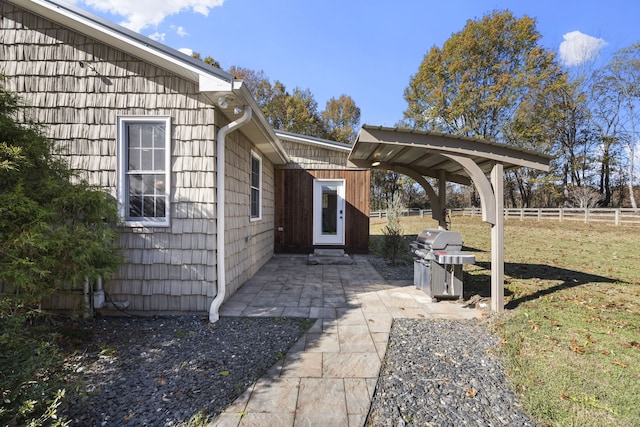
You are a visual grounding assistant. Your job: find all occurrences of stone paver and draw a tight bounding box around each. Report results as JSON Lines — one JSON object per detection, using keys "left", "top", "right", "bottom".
{"left": 211, "top": 255, "right": 480, "bottom": 427}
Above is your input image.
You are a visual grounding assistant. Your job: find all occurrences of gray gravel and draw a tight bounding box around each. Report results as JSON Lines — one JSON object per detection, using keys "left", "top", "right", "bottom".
{"left": 366, "top": 319, "right": 536, "bottom": 427}
{"left": 60, "top": 258, "right": 534, "bottom": 426}
{"left": 61, "top": 316, "right": 312, "bottom": 426}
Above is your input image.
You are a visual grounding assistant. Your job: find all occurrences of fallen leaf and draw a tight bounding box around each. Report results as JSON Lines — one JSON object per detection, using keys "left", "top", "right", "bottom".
{"left": 613, "top": 361, "right": 628, "bottom": 368}
{"left": 570, "top": 345, "right": 586, "bottom": 354}
{"left": 570, "top": 339, "right": 586, "bottom": 354}
{"left": 219, "top": 370, "right": 230, "bottom": 376}
{"left": 600, "top": 350, "right": 610, "bottom": 356}
{"left": 465, "top": 387, "right": 477, "bottom": 397}
{"left": 586, "top": 334, "right": 596, "bottom": 344}
{"left": 560, "top": 393, "right": 570, "bottom": 400}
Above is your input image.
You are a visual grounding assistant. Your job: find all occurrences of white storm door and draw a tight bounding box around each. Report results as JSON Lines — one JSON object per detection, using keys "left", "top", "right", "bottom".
{"left": 313, "top": 179, "right": 346, "bottom": 245}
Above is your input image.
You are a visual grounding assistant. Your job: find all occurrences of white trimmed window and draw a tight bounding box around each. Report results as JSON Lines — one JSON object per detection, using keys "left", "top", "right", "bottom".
{"left": 117, "top": 117, "right": 171, "bottom": 227}
{"left": 250, "top": 150, "right": 262, "bottom": 220}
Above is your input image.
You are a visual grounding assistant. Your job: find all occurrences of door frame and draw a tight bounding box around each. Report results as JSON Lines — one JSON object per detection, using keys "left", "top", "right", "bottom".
{"left": 312, "top": 179, "right": 346, "bottom": 245}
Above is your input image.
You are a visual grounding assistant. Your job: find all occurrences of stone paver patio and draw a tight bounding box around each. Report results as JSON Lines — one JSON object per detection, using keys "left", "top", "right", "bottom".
{"left": 210, "top": 254, "right": 481, "bottom": 427}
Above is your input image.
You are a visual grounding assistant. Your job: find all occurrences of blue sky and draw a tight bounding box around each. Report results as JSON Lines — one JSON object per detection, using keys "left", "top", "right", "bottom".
{"left": 66, "top": 0, "right": 639, "bottom": 127}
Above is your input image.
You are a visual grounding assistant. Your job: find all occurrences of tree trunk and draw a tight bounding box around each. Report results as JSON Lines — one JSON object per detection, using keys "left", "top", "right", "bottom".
{"left": 625, "top": 94, "right": 637, "bottom": 209}
{"left": 599, "top": 140, "right": 612, "bottom": 206}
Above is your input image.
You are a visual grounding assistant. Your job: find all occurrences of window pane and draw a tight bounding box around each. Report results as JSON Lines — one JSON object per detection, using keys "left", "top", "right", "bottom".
{"left": 251, "top": 189, "right": 259, "bottom": 217}
{"left": 321, "top": 185, "right": 338, "bottom": 234}
{"left": 129, "top": 175, "right": 143, "bottom": 194}
{"left": 128, "top": 147, "right": 140, "bottom": 170}
{"left": 139, "top": 148, "right": 152, "bottom": 170}
{"left": 129, "top": 195, "right": 143, "bottom": 217}
{"left": 154, "top": 175, "right": 165, "bottom": 193}
{"left": 140, "top": 125, "right": 154, "bottom": 148}
{"left": 154, "top": 148, "right": 165, "bottom": 171}
{"left": 156, "top": 197, "right": 166, "bottom": 217}
{"left": 128, "top": 125, "right": 141, "bottom": 148}
{"left": 152, "top": 124, "right": 165, "bottom": 149}
{"left": 251, "top": 157, "right": 260, "bottom": 187}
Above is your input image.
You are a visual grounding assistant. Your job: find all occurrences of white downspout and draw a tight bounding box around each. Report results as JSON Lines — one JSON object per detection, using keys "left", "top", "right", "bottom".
{"left": 209, "top": 106, "right": 252, "bottom": 323}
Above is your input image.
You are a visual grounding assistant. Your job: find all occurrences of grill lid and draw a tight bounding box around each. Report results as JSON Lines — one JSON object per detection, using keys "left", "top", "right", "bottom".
{"left": 415, "top": 229, "right": 463, "bottom": 251}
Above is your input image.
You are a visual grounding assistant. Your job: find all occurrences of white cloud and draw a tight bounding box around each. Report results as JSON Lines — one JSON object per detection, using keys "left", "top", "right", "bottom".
{"left": 171, "top": 25, "right": 189, "bottom": 37}
{"left": 559, "top": 31, "right": 607, "bottom": 67}
{"left": 74, "top": 0, "right": 224, "bottom": 32}
{"left": 148, "top": 32, "right": 165, "bottom": 41}
{"left": 178, "top": 48, "right": 194, "bottom": 56}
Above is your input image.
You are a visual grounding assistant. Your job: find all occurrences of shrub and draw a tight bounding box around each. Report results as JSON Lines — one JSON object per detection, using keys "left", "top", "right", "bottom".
{"left": 382, "top": 196, "right": 407, "bottom": 265}
{"left": 0, "top": 79, "right": 122, "bottom": 425}
{"left": 0, "top": 309, "right": 69, "bottom": 426}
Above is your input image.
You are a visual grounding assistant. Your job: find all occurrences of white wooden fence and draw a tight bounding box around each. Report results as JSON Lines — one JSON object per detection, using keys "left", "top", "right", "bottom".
{"left": 370, "top": 207, "right": 640, "bottom": 226}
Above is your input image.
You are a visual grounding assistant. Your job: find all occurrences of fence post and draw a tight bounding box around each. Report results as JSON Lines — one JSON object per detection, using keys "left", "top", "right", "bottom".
{"left": 615, "top": 209, "right": 620, "bottom": 226}
{"left": 538, "top": 208, "right": 542, "bottom": 221}
{"left": 584, "top": 208, "right": 589, "bottom": 223}
{"left": 559, "top": 208, "right": 563, "bottom": 222}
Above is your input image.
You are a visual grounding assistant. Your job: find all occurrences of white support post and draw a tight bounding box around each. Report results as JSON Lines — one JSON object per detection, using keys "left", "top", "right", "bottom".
{"left": 490, "top": 163, "right": 504, "bottom": 313}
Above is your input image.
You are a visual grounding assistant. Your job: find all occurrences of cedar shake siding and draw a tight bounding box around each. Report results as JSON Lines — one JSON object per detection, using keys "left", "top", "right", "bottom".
{"left": 224, "top": 132, "right": 275, "bottom": 297}
{"left": 0, "top": 2, "right": 276, "bottom": 313}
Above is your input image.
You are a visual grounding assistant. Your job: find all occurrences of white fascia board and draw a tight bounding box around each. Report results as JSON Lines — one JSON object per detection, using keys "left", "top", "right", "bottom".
{"left": 275, "top": 131, "right": 352, "bottom": 152}
{"left": 232, "top": 82, "right": 290, "bottom": 164}
{"left": 199, "top": 74, "right": 233, "bottom": 92}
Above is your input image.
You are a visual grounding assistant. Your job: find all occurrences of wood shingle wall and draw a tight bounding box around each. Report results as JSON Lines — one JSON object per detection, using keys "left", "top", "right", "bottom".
{"left": 1, "top": 2, "right": 276, "bottom": 314}
{"left": 279, "top": 139, "right": 350, "bottom": 169}
{"left": 224, "top": 131, "right": 275, "bottom": 296}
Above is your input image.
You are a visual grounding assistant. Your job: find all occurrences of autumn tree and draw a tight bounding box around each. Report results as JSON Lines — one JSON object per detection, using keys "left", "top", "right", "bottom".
{"left": 601, "top": 43, "right": 640, "bottom": 209}
{"left": 228, "top": 66, "right": 362, "bottom": 141}
{"left": 191, "top": 51, "right": 220, "bottom": 68}
{"left": 590, "top": 67, "right": 626, "bottom": 206}
{"left": 322, "top": 94, "right": 361, "bottom": 143}
{"left": 403, "top": 10, "right": 569, "bottom": 206}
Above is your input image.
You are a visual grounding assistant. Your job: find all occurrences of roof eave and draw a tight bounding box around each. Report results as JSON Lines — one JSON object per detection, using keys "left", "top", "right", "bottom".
{"left": 11, "top": 0, "right": 236, "bottom": 87}
{"left": 10, "top": 0, "right": 290, "bottom": 165}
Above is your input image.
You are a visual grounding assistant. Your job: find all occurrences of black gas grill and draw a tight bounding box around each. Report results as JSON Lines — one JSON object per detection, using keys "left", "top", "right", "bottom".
{"left": 410, "top": 229, "right": 475, "bottom": 300}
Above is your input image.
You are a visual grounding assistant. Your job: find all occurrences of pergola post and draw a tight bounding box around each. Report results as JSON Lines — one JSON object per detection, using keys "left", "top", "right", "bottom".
{"left": 438, "top": 170, "right": 447, "bottom": 229}
{"left": 490, "top": 163, "right": 504, "bottom": 313}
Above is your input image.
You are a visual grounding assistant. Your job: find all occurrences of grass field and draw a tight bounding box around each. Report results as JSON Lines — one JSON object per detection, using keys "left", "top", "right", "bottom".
{"left": 371, "top": 215, "right": 640, "bottom": 427}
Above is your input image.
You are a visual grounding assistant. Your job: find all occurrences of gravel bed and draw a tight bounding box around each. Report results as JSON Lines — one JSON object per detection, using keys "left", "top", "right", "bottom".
{"left": 59, "top": 257, "right": 531, "bottom": 426}
{"left": 61, "top": 316, "right": 312, "bottom": 426}
{"left": 367, "top": 256, "right": 415, "bottom": 281}
{"left": 366, "top": 319, "right": 536, "bottom": 426}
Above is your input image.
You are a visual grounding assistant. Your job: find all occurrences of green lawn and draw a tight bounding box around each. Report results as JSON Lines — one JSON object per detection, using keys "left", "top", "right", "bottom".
{"left": 371, "top": 215, "right": 640, "bottom": 427}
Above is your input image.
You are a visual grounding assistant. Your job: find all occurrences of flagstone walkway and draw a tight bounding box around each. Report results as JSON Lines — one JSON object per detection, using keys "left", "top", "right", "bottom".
{"left": 210, "top": 255, "right": 480, "bottom": 427}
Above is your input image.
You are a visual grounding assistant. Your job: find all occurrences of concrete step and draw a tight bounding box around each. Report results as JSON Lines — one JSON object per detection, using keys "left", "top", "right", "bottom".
{"left": 307, "top": 249, "right": 353, "bottom": 265}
